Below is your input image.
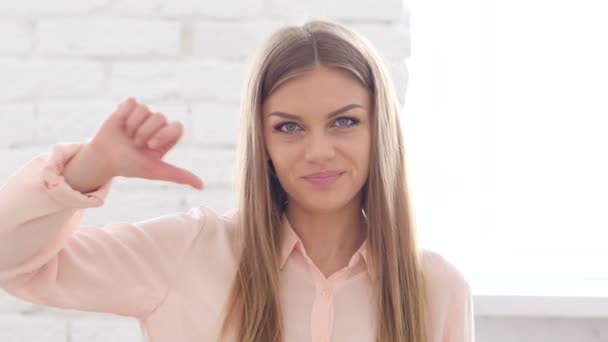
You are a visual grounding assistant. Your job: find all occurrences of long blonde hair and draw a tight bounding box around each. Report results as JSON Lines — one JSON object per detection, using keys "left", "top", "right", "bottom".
{"left": 220, "top": 18, "right": 427, "bottom": 342}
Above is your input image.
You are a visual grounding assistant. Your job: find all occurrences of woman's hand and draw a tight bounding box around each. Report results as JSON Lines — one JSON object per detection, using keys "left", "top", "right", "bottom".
{"left": 78, "top": 97, "right": 204, "bottom": 191}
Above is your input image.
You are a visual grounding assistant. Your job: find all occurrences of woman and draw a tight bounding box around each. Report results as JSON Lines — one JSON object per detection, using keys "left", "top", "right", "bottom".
{"left": 0, "top": 19, "right": 473, "bottom": 342}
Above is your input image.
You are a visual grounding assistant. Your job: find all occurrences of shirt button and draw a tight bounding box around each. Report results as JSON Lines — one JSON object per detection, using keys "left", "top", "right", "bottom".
{"left": 322, "top": 288, "right": 331, "bottom": 298}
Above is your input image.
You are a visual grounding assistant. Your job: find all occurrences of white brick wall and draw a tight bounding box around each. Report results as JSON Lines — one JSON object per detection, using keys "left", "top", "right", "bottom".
{"left": 0, "top": 22, "right": 30, "bottom": 54}
{"left": 37, "top": 19, "right": 181, "bottom": 57}
{"left": 3, "top": 1, "right": 604, "bottom": 341}
{"left": 0, "top": 1, "right": 410, "bottom": 340}
{"left": 0, "top": 60, "right": 105, "bottom": 100}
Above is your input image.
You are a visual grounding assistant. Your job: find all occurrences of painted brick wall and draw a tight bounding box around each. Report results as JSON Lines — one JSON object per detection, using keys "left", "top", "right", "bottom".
{"left": 0, "top": 1, "right": 407, "bottom": 340}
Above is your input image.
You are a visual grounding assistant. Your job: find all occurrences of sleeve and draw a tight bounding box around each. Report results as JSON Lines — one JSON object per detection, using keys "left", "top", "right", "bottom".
{"left": 443, "top": 277, "right": 475, "bottom": 342}
{"left": 0, "top": 142, "right": 206, "bottom": 319}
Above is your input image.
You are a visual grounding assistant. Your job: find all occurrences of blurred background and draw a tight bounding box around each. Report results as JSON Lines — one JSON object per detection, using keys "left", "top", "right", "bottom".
{"left": 0, "top": 0, "right": 606, "bottom": 341}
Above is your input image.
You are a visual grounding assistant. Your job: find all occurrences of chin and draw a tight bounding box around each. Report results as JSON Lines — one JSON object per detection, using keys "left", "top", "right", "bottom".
{"left": 300, "top": 194, "right": 352, "bottom": 212}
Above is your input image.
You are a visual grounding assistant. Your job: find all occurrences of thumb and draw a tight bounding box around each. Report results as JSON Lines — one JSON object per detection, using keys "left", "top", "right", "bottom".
{"left": 149, "top": 160, "right": 204, "bottom": 190}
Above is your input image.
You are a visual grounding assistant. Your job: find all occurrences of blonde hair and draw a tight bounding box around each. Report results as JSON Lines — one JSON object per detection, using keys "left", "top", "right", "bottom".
{"left": 220, "top": 18, "right": 427, "bottom": 342}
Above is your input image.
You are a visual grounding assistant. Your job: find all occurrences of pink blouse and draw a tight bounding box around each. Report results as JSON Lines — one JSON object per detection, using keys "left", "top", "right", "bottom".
{"left": 0, "top": 142, "right": 474, "bottom": 342}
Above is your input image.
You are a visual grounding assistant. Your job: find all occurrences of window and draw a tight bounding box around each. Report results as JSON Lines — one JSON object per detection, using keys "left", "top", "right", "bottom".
{"left": 403, "top": 0, "right": 608, "bottom": 290}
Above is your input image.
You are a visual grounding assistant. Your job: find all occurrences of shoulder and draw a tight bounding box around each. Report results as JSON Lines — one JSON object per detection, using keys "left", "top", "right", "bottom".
{"left": 419, "top": 249, "right": 475, "bottom": 340}
{"left": 419, "top": 248, "right": 471, "bottom": 299}
{"left": 186, "top": 205, "right": 243, "bottom": 260}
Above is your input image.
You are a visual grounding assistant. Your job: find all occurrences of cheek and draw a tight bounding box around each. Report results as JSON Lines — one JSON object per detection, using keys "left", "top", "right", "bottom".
{"left": 344, "top": 131, "right": 371, "bottom": 165}
{"left": 268, "top": 143, "right": 300, "bottom": 175}
{"left": 264, "top": 132, "right": 286, "bottom": 160}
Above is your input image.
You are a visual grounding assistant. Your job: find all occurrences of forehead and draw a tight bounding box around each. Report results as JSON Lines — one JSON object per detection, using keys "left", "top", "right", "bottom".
{"left": 262, "top": 66, "right": 371, "bottom": 117}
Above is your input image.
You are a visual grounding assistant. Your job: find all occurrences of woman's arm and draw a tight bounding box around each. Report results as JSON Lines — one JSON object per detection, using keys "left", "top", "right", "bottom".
{"left": 0, "top": 142, "right": 206, "bottom": 319}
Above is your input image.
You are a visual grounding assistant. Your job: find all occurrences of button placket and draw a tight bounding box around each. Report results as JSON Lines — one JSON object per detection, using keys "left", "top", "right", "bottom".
{"left": 320, "top": 284, "right": 334, "bottom": 342}
{"left": 321, "top": 287, "right": 332, "bottom": 299}
{"left": 310, "top": 283, "right": 333, "bottom": 342}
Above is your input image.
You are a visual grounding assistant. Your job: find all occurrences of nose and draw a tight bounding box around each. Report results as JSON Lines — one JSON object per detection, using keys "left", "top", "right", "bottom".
{"left": 304, "top": 131, "right": 336, "bottom": 163}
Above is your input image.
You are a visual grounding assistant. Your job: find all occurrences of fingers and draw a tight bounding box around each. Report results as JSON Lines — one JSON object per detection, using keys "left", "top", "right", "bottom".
{"left": 114, "top": 98, "right": 179, "bottom": 149}
{"left": 151, "top": 159, "right": 204, "bottom": 190}
{"left": 113, "top": 97, "right": 136, "bottom": 121}
{"left": 147, "top": 121, "right": 183, "bottom": 150}
{"left": 133, "top": 112, "right": 167, "bottom": 147}
{"left": 125, "top": 103, "right": 152, "bottom": 137}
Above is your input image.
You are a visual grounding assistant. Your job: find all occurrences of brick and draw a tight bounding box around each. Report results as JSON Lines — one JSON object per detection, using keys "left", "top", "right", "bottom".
{"left": 114, "top": 0, "right": 263, "bottom": 18}
{"left": 0, "top": 21, "right": 31, "bottom": 54}
{"left": 190, "top": 101, "right": 240, "bottom": 145}
{"left": 111, "top": 61, "right": 245, "bottom": 103}
{"left": 36, "top": 101, "right": 115, "bottom": 144}
{"left": 269, "top": 0, "right": 405, "bottom": 21}
{"left": 0, "top": 315, "right": 67, "bottom": 342}
{"left": 37, "top": 19, "right": 180, "bottom": 57}
{"left": 0, "top": 0, "right": 109, "bottom": 16}
{"left": 179, "top": 62, "right": 246, "bottom": 102}
{"left": 70, "top": 317, "right": 143, "bottom": 342}
{"left": 0, "top": 60, "right": 104, "bottom": 100}
{"left": 0, "top": 104, "right": 36, "bottom": 148}
{"left": 192, "top": 20, "right": 284, "bottom": 60}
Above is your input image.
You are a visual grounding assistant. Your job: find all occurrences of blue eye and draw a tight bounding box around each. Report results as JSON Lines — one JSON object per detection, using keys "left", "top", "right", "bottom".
{"left": 275, "top": 122, "right": 302, "bottom": 134}
{"left": 273, "top": 116, "right": 360, "bottom": 135}
{"left": 335, "top": 117, "right": 356, "bottom": 127}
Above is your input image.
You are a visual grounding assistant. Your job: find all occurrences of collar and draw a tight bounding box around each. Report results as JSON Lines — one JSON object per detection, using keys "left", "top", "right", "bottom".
{"left": 278, "top": 213, "right": 377, "bottom": 280}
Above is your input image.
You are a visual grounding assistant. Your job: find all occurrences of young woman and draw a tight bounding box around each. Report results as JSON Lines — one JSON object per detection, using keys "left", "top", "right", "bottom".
{"left": 0, "top": 19, "right": 473, "bottom": 342}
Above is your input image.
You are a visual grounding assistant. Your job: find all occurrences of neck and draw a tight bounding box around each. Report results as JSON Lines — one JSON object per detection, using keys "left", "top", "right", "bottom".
{"left": 285, "top": 198, "right": 367, "bottom": 266}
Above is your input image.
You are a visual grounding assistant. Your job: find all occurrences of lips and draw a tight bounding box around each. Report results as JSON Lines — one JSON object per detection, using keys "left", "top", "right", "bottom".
{"left": 303, "top": 170, "right": 344, "bottom": 179}
{"left": 303, "top": 170, "right": 344, "bottom": 186}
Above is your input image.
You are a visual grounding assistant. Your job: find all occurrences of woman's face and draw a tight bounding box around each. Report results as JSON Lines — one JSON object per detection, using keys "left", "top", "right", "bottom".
{"left": 262, "top": 65, "right": 372, "bottom": 213}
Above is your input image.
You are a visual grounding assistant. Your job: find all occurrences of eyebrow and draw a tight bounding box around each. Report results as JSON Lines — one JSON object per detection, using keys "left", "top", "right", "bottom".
{"left": 266, "top": 103, "right": 364, "bottom": 121}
